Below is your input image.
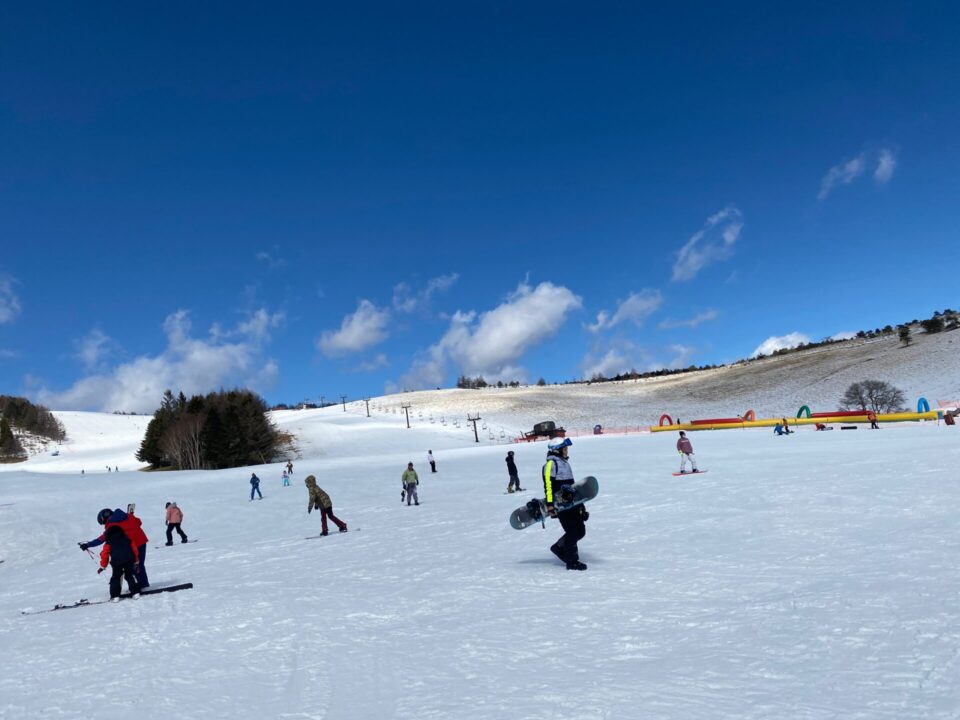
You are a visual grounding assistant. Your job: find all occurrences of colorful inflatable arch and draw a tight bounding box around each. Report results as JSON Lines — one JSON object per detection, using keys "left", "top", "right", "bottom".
{"left": 797, "top": 405, "right": 811, "bottom": 419}
{"left": 917, "top": 397, "right": 930, "bottom": 413}
{"left": 659, "top": 414, "right": 673, "bottom": 426}
{"left": 743, "top": 409, "right": 756, "bottom": 422}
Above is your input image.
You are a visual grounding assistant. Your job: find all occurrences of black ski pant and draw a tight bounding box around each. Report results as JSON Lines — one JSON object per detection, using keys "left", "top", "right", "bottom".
{"left": 166, "top": 523, "right": 187, "bottom": 544}
{"left": 508, "top": 473, "right": 521, "bottom": 491}
{"left": 554, "top": 506, "right": 586, "bottom": 563}
{"left": 109, "top": 562, "right": 141, "bottom": 599}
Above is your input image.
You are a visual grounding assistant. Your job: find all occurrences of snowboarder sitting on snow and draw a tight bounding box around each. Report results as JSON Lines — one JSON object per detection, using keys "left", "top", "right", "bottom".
{"left": 543, "top": 437, "right": 588, "bottom": 571}
{"left": 80, "top": 507, "right": 149, "bottom": 588}
{"left": 676, "top": 431, "right": 699, "bottom": 474}
{"left": 250, "top": 473, "right": 263, "bottom": 501}
{"left": 774, "top": 423, "right": 786, "bottom": 436}
{"left": 305, "top": 475, "right": 348, "bottom": 535}
{"left": 93, "top": 508, "right": 141, "bottom": 602}
{"left": 165, "top": 502, "right": 188, "bottom": 545}
{"left": 506, "top": 450, "right": 524, "bottom": 493}
{"left": 402, "top": 462, "right": 419, "bottom": 506}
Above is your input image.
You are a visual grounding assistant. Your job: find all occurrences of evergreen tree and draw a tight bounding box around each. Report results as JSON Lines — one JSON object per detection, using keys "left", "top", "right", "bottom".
{"left": 0, "top": 417, "right": 25, "bottom": 460}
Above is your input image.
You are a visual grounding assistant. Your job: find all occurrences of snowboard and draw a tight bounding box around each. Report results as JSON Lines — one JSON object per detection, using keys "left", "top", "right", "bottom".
{"left": 672, "top": 470, "right": 708, "bottom": 476}
{"left": 509, "top": 476, "right": 598, "bottom": 530}
{"left": 21, "top": 583, "right": 194, "bottom": 615}
{"left": 154, "top": 540, "right": 198, "bottom": 549}
{"left": 306, "top": 529, "right": 359, "bottom": 540}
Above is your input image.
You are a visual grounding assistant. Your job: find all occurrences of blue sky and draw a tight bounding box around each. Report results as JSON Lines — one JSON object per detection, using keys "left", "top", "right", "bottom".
{"left": 2, "top": 2, "right": 958, "bottom": 412}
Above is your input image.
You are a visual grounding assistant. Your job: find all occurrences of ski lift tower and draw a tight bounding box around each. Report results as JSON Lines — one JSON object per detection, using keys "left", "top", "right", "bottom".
{"left": 467, "top": 413, "right": 482, "bottom": 443}
{"left": 401, "top": 403, "right": 412, "bottom": 429}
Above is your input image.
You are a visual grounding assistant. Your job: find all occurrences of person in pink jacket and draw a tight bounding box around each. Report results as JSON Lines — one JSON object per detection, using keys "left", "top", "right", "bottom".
{"left": 164, "top": 502, "right": 189, "bottom": 545}
{"left": 676, "top": 431, "right": 699, "bottom": 474}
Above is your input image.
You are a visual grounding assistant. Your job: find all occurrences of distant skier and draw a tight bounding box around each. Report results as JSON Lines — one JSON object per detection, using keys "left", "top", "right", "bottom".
{"left": 95, "top": 509, "right": 141, "bottom": 602}
{"left": 402, "top": 462, "right": 420, "bottom": 506}
{"left": 286, "top": 460, "right": 294, "bottom": 475}
{"left": 165, "top": 502, "right": 188, "bottom": 545}
{"left": 427, "top": 450, "right": 437, "bottom": 473}
{"left": 80, "top": 507, "right": 149, "bottom": 589}
{"left": 780, "top": 418, "right": 793, "bottom": 434}
{"left": 774, "top": 423, "right": 786, "bottom": 436}
{"left": 282, "top": 471, "right": 291, "bottom": 487}
{"left": 543, "top": 437, "right": 588, "bottom": 571}
{"left": 305, "top": 475, "right": 348, "bottom": 535}
{"left": 676, "top": 431, "right": 699, "bottom": 474}
{"left": 505, "top": 450, "right": 524, "bottom": 493}
{"left": 868, "top": 411, "right": 880, "bottom": 430}
{"left": 250, "top": 473, "right": 263, "bottom": 501}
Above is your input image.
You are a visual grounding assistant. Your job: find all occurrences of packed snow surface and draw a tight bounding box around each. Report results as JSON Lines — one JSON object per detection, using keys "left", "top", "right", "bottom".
{"left": 2, "top": 406, "right": 959, "bottom": 719}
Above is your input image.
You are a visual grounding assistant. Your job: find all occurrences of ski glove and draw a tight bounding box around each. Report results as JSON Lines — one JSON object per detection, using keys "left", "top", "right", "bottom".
{"left": 547, "top": 504, "right": 558, "bottom": 518}
{"left": 581, "top": 509, "right": 590, "bottom": 522}
{"left": 97, "top": 567, "right": 105, "bottom": 574}
{"left": 79, "top": 543, "right": 89, "bottom": 551}
{"left": 308, "top": 507, "right": 312, "bottom": 514}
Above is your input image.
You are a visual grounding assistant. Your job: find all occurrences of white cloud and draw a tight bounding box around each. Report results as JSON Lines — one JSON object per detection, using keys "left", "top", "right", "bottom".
{"left": 397, "top": 281, "right": 582, "bottom": 389}
{"left": 255, "top": 247, "right": 287, "bottom": 269}
{"left": 818, "top": 154, "right": 866, "bottom": 200}
{"left": 581, "top": 349, "right": 631, "bottom": 379}
{"left": 354, "top": 353, "right": 389, "bottom": 373}
{"left": 317, "top": 300, "right": 390, "bottom": 356}
{"left": 667, "top": 344, "right": 697, "bottom": 369}
{"left": 74, "top": 329, "right": 114, "bottom": 371}
{"left": 0, "top": 276, "right": 22, "bottom": 324}
{"left": 751, "top": 332, "right": 811, "bottom": 358}
{"left": 659, "top": 309, "right": 719, "bottom": 330}
{"left": 830, "top": 331, "right": 857, "bottom": 341}
{"left": 672, "top": 207, "right": 743, "bottom": 282}
{"left": 36, "top": 309, "right": 282, "bottom": 412}
{"left": 588, "top": 289, "right": 663, "bottom": 332}
{"left": 393, "top": 273, "right": 460, "bottom": 314}
{"left": 874, "top": 148, "right": 896, "bottom": 184}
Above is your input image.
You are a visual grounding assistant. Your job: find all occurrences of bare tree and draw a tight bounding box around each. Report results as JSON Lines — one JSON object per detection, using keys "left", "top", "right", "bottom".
{"left": 160, "top": 415, "right": 204, "bottom": 470}
{"left": 839, "top": 380, "right": 907, "bottom": 414}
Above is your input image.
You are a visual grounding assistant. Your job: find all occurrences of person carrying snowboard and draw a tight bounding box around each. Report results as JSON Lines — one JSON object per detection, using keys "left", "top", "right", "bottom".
{"left": 165, "top": 501, "right": 188, "bottom": 545}
{"left": 93, "top": 508, "right": 141, "bottom": 602}
{"left": 676, "top": 431, "right": 699, "bottom": 474}
{"left": 402, "top": 462, "right": 419, "bottom": 506}
{"left": 543, "top": 437, "right": 588, "bottom": 571}
{"left": 506, "top": 450, "right": 524, "bottom": 493}
{"left": 250, "top": 473, "right": 263, "bottom": 501}
{"left": 305, "top": 475, "right": 348, "bottom": 535}
{"left": 80, "top": 507, "right": 149, "bottom": 588}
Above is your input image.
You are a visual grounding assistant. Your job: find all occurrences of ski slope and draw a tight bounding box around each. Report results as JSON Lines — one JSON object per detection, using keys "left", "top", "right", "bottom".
{"left": 2, "top": 409, "right": 959, "bottom": 719}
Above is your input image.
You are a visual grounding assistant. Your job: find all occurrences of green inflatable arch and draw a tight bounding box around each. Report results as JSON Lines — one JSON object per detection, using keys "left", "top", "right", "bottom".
{"left": 797, "top": 405, "right": 811, "bottom": 419}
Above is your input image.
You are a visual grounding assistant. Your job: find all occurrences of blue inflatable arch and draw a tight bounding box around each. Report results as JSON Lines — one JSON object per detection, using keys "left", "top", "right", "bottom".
{"left": 917, "top": 397, "right": 930, "bottom": 413}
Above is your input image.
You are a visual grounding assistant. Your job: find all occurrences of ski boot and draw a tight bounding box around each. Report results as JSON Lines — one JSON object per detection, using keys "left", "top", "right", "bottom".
{"left": 566, "top": 561, "right": 588, "bottom": 571}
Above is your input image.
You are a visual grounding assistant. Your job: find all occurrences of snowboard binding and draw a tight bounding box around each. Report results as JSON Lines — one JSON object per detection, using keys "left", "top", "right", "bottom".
{"left": 525, "top": 499, "right": 546, "bottom": 528}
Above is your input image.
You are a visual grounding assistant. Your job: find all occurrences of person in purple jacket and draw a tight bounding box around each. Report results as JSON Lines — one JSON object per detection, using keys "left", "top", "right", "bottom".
{"left": 676, "top": 431, "right": 699, "bottom": 474}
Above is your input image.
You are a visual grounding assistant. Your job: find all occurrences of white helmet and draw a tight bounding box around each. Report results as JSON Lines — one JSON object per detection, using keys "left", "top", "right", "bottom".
{"left": 547, "top": 437, "right": 572, "bottom": 452}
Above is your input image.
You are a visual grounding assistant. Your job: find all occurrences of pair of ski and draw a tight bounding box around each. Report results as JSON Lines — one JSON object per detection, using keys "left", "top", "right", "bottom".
{"left": 21, "top": 583, "right": 194, "bottom": 615}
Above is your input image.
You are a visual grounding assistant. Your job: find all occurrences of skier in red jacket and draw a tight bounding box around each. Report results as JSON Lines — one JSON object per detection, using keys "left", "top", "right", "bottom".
{"left": 80, "top": 507, "right": 150, "bottom": 588}
{"left": 676, "top": 431, "right": 699, "bottom": 474}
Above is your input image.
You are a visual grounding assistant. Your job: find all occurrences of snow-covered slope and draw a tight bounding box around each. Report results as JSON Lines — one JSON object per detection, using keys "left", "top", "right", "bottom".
{"left": 2, "top": 405, "right": 960, "bottom": 719}
{"left": 362, "top": 329, "right": 960, "bottom": 436}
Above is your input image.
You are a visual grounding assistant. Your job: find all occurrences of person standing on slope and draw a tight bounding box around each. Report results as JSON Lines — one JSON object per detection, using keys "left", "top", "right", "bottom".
{"left": 402, "top": 462, "right": 420, "bottom": 506}
{"left": 427, "top": 450, "right": 437, "bottom": 473}
{"left": 250, "top": 473, "right": 263, "bottom": 501}
{"left": 165, "top": 502, "right": 188, "bottom": 545}
{"left": 676, "top": 431, "right": 699, "bottom": 474}
{"left": 506, "top": 450, "right": 524, "bottom": 493}
{"left": 96, "top": 509, "right": 141, "bottom": 602}
{"left": 543, "top": 437, "right": 588, "bottom": 571}
{"left": 124, "top": 503, "right": 150, "bottom": 588}
{"left": 80, "top": 507, "right": 149, "bottom": 589}
{"left": 305, "top": 475, "right": 348, "bottom": 535}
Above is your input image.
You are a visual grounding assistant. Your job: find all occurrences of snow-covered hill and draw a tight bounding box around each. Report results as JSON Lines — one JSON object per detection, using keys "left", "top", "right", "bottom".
{"left": 2, "top": 329, "right": 960, "bottom": 719}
